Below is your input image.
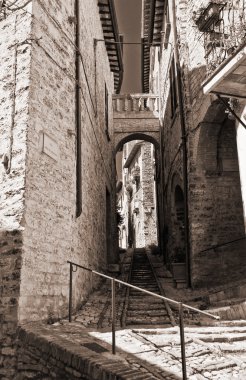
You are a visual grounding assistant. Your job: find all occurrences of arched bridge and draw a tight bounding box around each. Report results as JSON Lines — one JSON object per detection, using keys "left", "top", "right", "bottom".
{"left": 113, "top": 94, "right": 161, "bottom": 152}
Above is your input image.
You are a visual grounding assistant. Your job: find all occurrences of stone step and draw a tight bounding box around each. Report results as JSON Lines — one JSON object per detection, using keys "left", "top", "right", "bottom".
{"left": 126, "top": 317, "right": 171, "bottom": 325}
{"left": 192, "top": 333, "right": 246, "bottom": 343}
{"left": 130, "top": 282, "right": 157, "bottom": 286}
{"left": 207, "top": 300, "right": 246, "bottom": 321}
{"left": 128, "top": 297, "right": 164, "bottom": 304}
{"left": 124, "top": 249, "right": 171, "bottom": 327}
{"left": 129, "top": 289, "right": 160, "bottom": 297}
{"left": 130, "top": 284, "right": 159, "bottom": 289}
{"left": 131, "top": 276, "right": 156, "bottom": 282}
{"left": 130, "top": 278, "right": 157, "bottom": 281}
{"left": 130, "top": 280, "right": 158, "bottom": 283}
{"left": 127, "top": 310, "right": 168, "bottom": 317}
{"left": 128, "top": 302, "right": 165, "bottom": 310}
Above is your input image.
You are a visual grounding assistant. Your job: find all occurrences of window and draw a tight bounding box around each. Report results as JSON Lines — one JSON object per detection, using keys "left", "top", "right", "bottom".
{"left": 105, "top": 83, "right": 110, "bottom": 141}
{"left": 169, "top": 57, "right": 178, "bottom": 118}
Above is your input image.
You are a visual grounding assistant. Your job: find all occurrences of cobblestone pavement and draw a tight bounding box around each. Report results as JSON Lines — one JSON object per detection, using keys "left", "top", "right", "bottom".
{"left": 90, "top": 323, "right": 246, "bottom": 379}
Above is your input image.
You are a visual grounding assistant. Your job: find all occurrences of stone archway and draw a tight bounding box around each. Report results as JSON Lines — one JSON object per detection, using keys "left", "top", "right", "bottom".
{"left": 196, "top": 99, "right": 228, "bottom": 173}
{"left": 114, "top": 131, "right": 160, "bottom": 154}
{"left": 191, "top": 99, "right": 246, "bottom": 287}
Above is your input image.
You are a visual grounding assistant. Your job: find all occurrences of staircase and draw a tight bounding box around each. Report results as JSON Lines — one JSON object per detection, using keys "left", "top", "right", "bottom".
{"left": 123, "top": 248, "right": 173, "bottom": 327}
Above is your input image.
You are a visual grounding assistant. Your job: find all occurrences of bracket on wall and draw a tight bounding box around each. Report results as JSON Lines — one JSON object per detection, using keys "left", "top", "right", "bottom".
{"left": 1, "top": 153, "right": 9, "bottom": 171}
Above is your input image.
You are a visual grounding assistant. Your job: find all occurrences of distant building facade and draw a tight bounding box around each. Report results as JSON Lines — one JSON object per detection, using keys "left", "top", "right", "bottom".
{"left": 117, "top": 140, "right": 158, "bottom": 249}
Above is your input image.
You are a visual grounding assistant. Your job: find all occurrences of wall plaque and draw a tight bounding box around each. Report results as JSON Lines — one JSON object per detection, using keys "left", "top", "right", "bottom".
{"left": 42, "top": 133, "right": 59, "bottom": 161}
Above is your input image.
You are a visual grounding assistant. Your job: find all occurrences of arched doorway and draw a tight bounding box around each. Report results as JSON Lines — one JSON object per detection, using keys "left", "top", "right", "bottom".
{"left": 191, "top": 99, "right": 246, "bottom": 287}
{"left": 173, "top": 185, "right": 186, "bottom": 263}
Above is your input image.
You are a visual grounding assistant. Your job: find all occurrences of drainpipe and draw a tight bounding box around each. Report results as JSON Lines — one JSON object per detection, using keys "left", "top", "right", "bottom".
{"left": 157, "top": 56, "right": 167, "bottom": 263}
{"left": 171, "top": 0, "right": 191, "bottom": 287}
{"left": 75, "top": 0, "right": 82, "bottom": 217}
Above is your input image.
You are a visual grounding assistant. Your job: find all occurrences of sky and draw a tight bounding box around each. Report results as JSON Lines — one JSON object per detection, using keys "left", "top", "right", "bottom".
{"left": 114, "top": 0, "right": 142, "bottom": 93}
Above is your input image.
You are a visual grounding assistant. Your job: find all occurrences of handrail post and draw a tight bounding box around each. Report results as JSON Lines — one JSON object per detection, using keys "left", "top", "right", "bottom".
{"left": 179, "top": 303, "right": 187, "bottom": 380}
{"left": 69, "top": 263, "right": 73, "bottom": 322}
{"left": 111, "top": 278, "right": 116, "bottom": 354}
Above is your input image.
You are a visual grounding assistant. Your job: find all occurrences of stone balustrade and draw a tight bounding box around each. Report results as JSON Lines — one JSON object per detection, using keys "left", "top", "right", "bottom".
{"left": 113, "top": 94, "right": 159, "bottom": 113}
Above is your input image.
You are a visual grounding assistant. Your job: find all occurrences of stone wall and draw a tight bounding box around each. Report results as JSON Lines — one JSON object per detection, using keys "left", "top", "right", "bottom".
{"left": 0, "top": 230, "right": 23, "bottom": 378}
{"left": 0, "top": 6, "right": 33, "bottom": 378}
{"left": 0, "top": 0, "right": 117, "bottom": 376}
{"left": 142, "top": 143, "right": 158, "bottom": 247}
{"left": 18, "top": 0, "right": 116, "bottom": 322}
{"left": 149, "top": 0, "right": 246, "bottom": 287}
{"left": 14, "top": 324, "right": 147, "bottom": 380}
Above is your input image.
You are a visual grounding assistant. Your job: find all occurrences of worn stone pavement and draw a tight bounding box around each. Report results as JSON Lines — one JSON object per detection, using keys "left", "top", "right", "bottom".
{"left": 17, "top": 250, "right": 246, "bottom": 379}
{"left": 58, "top": 251, "right": 246, "bottom": 379}
{"left": 90, "top": 323, "right": 246, "bottom": 379}
{"left": 28, "top": 318, "right": 245, "bottom": 379}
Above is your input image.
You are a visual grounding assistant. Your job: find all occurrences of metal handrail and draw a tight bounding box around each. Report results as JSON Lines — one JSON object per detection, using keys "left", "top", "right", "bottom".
{"left": 197, "top": 235, "right": 246, "bottom": 254}
{"left": 67, "top": 260, "right": 219, "bottom": 380}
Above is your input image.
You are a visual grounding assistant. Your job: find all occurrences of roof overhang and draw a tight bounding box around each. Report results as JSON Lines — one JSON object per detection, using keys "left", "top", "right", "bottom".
{"left": 202, "top": 43, "right": 246, "bottom": 101}
{"left": 141, "top": 0, "right": 165, "bottom": 93}
{"left": 98, "top": 0, "right": 123, "bottom": 93}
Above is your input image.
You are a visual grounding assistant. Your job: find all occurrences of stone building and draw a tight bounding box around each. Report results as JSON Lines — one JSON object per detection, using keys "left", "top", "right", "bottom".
{"left": 0, "top": 0, "right": 122, "bottom": 376}
{"left": 0, "top": 0, "right": 246, "bottom": 377}
{"left": 117, "top": 140, "right": 158, "bottom": 249}
{"left": 142, "top": 0, "right": 246, "bottom": 287}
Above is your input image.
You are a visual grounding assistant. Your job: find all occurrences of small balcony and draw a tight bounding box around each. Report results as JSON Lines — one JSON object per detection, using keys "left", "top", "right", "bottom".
{"left": 199, "top": 1, "right": 246, "bottom": 99}
{"left": 112, "top": 94, "right": 159, "bottom": 114}
{"left": 112, "top": 94, "right": 160, "bottom": 149}
{"left": 203, "top": 43, "right": 246, "bottom": 99}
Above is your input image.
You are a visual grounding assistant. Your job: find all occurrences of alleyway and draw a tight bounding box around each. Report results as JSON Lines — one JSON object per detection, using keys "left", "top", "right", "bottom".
{"left": 1, "top": 1, "right": 246, "bottom": 378}
{"left": 73, "top": 248, "right": 174, "bottom": 329}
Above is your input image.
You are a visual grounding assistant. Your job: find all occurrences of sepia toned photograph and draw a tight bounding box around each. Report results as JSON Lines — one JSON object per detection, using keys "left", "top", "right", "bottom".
{"left": 0, "top": 0, "right": 246, "bottom": 379}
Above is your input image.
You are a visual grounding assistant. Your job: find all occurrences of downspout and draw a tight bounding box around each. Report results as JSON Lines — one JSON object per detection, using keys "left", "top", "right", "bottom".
{"left": 157, "top": 54, "right": 166, "bottom": 262}
{"left": 75, "top": 0, "right": 82, "bottom": 217}
{"left": 171, "top": 0, "right": 191, "bottom": 287}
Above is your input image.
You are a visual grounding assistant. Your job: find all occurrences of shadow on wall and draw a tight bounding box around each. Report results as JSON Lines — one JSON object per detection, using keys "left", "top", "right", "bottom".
{"left": 191, "top": 99, "right": 246, "bottom": 287}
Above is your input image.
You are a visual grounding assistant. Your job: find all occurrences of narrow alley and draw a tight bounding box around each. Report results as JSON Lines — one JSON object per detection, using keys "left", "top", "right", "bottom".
{"left": 0, "top": 0, "right": 246, "bottom": 379}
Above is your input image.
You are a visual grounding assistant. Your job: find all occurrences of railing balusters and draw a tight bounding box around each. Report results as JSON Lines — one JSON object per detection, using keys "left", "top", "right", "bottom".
{"left": 124, "top": 96, "right": 128, "bottom": 112}
{"left": 139, "top": 97, "right": 145, "bottom": 111}
{"left": 149, "top": 97, "right": 154, "bottom": 110}
{"left": 132, "top": 97, "right": 138, "bottom": 111}
{"left": 112, "top": 94, "right": 160, "bottom": 114}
